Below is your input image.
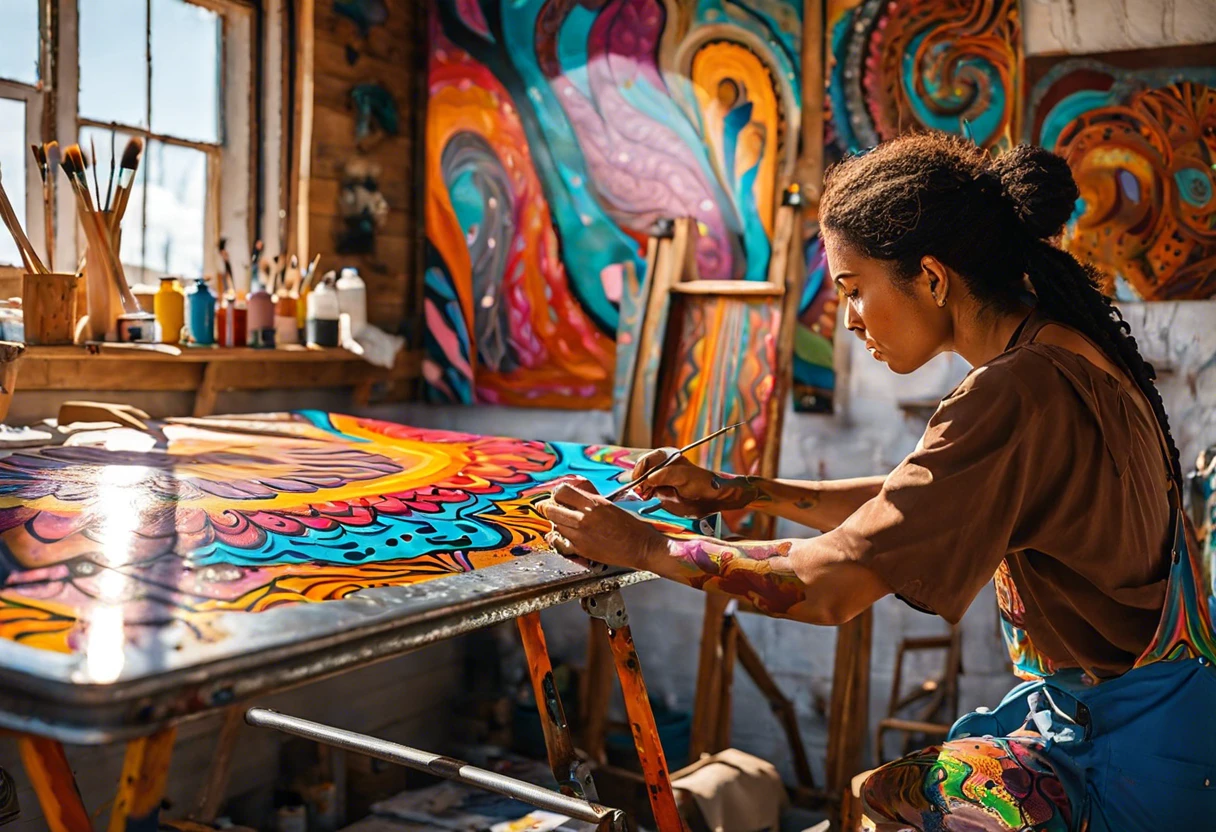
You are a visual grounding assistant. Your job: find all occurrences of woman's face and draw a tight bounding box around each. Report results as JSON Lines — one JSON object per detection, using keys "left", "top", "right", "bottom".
{"left": 823, "top": 231, "right": 952, "bottom": 374}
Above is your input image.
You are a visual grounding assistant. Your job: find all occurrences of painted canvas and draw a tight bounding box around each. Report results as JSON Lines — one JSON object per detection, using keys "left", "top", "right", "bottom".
{"left": 654, "top": 295, "right": 780, "bottom": 533}
{"left": 1026, "top": 49, "right": 1216, "bottom": 301}
{"left": 792, "top": 0, "right": 1022, "bottom": 411}
{"left": 424, "top": 0, "right": 803, "bottom": 409}
{"left": 0, "top": 413, "right": 697, "bottom": 676}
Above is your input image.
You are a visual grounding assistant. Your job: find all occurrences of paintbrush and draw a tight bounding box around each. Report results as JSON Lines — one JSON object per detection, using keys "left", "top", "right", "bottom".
{"left": 61, "top": 144, "right": 139, "bottom": 313}
{"left": 0, "top": 162, "right": 47, "bottom": 273}
{"left": 105, "top": 131, "right": 116, "bottom": 212}
{"left": 89, "top": 137, "right": 103, "bottom": 207}
{"left": 30, "top": 143, "right": 53, "bottom": 271}
{"left": 302, "top": 253, "right": 322, "bottom": 292}
{"left": 109, "top": 137, "right": 143, "bottom": 233}
{"left": 217, "top": 238, "right": 236, "bottom": 296}
{"left": 604, "top": 422, "right": 744, "bottom": 502}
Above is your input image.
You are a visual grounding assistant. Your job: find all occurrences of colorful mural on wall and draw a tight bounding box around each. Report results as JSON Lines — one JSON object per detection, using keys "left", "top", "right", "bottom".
{"left": 1026, "top": 53, "right": 1216, "bottom": 301}
{"left": 423, "top": 0, "right": 803, "bottom": 409}
{"left": 0, "top": 413, "right": 697, "bottom": 659}
{"left": 793, "top": 0, "right": 1022, "bottom": 411}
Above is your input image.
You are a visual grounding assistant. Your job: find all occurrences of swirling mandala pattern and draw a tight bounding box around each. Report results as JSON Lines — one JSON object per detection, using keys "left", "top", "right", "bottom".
{"left": 424, "top": 0, "right": 804, "bottom": 408}
{"left": 1028, "top": 59, "right": 1216, "bottom": 300}
{"left": 0, "top": 413, "right": 697, "bottom": 654}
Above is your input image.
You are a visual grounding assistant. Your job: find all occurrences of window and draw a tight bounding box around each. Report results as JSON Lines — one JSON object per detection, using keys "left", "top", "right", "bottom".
{"left": 0, "top": 0, "right": 45, "bottom": 269}
{"left": 73, "top": 0, "right": 251, "bottom": 283}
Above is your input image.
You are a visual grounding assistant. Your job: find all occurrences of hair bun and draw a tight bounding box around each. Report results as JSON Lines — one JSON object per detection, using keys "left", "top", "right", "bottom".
{"left": 988, "top": 145, "right": 1079, "bottom": 239}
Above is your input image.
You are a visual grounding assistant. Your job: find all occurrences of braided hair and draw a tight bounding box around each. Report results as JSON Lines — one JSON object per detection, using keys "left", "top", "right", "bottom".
{"left": 819, "top": 132, "right": 1182, "bottom": 486}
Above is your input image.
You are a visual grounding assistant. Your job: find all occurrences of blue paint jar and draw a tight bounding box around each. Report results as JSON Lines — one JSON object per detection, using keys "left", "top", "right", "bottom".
{"left": 187, "top": 279, "right": 216, "bottom": 346}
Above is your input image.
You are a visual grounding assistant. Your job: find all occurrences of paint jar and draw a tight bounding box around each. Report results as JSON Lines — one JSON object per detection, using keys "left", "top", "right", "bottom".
{"left": 305, "top": 275, "right": 340, "bottom": 348}
{"left": 336, "top": 267, "right": 367, "bottom": 340}
{"left": 216, "top": 296, "right": 247, "bottom": 347}
{"left": 186, "top": 278, "right": 216, "bottom": 345}
{"left": 246, "top": 275, "right": 275, "bottom": 348}
{"left": 117, "top": 312, "right": 156, "bottom": 343}
{"left": 274, "top": 291, "right": 299, "bottom": 346}
{"left": 153, "top": 276, "right": 185, "bottom": 344}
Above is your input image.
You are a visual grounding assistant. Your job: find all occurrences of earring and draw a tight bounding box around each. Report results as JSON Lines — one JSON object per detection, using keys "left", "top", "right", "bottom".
{"left": 936, "top": 295, "right": 947, "bottom": 308}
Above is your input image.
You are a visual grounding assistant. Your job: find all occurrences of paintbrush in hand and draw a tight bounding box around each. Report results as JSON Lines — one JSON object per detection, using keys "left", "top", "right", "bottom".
{"left": 604, "top": 421, "right": 744, "bottom": 502}
{"left": 109, "top": 137, "right": 143, "bottom": 233}
{"left": 0, "top": 162, "right": 47, "bottom": 274}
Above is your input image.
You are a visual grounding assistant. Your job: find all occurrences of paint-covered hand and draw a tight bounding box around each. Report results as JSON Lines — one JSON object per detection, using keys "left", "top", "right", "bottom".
{"left": 537, "top": 477, "right": 668, "bottom": 570}
{"left": 629, "top": 448, "right": 760, "bottom": 517}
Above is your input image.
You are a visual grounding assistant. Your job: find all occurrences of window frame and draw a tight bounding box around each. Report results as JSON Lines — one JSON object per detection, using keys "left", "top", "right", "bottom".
{"left": 0, "top": 0, "right": 49, "bottom": 273}
{"left": 53, "top": 0, "right": 256, "bottom": 281}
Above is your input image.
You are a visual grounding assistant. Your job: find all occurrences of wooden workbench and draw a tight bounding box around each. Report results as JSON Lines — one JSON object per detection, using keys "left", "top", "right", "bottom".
{"left": 14, "top": 345, "right": 421, "bottom": 416}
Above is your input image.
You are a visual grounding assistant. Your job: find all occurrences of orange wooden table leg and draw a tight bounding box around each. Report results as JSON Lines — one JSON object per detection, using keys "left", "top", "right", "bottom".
{"left": 109, "top": 727, "right": 177, "bottom": 832}
{"left": 517, "top": 612, "right": 599, "bottom": 801}
{"left": 17, "top": 736, "right": 92, "bottom": 832}
{"left": 582, "top": 591, "right": 686, "bottom": 832}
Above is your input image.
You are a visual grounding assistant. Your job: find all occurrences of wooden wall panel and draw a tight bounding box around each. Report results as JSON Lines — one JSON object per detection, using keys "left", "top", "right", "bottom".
{"left": 306, "top": 0, "right": 426, "bottom": 346}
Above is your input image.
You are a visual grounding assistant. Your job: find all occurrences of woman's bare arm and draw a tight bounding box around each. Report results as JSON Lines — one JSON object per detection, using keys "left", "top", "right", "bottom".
{"left": 708, "top": 474, "right": 886, "bottom": 530}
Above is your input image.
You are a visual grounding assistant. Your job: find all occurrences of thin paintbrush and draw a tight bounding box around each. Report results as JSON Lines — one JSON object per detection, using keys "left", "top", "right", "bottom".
{"left": 31, "top": 143, "right": 53, "bottom": 271}
{"left": 604, "top": 422, "right": 745, "bottom": 502}
{"left": 0, "top": 162, "right": 47, "bottom": 273}
{"left": 303, "top": 253, "right": 322, "bottom": 292}
{"left": 218, "top": 237, "right": 236, "bottom": 295}
{"left": 105, "top": 131, "right": 117, "bottom": 212}
{"left": 89, "top": 137, "right": 103, "bottom": 207}
{"left": 110, "top": 137, "right": 144, "bottom": 233}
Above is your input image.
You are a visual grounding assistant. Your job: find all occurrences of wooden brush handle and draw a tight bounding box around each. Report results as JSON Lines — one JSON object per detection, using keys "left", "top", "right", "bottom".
{"left": 0, "top": 180, "right": 46, "bottom": 273}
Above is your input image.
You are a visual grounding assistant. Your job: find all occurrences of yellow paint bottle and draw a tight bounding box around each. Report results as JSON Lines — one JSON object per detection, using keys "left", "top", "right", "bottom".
{"left": 154, "top": 276, "right": 186, "bottom": 345}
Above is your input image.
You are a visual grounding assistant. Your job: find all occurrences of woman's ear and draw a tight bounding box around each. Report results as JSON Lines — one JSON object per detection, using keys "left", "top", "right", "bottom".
{"left": 921, "top": 256, "right": 950, "bottom": 308}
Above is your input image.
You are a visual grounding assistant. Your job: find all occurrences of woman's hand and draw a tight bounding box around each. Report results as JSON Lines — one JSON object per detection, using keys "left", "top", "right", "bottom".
{"left": 537, "top": 477, "right": 668, "bottom": 570}
{"left": 628, "top": 448, "right": 759, "bottom": 517}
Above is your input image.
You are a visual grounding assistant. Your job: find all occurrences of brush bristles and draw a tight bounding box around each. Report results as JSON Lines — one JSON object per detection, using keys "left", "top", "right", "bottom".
{"left": 62, "top": 144, "right": 86, "bottom": 175}
{"left": 121, "top": 137, "right": 144, "bottom": 170}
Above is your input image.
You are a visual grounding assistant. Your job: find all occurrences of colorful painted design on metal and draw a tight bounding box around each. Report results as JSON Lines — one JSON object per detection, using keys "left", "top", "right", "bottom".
{"left": 0, "top": 412, "right": 697, "bottom": 669}
{"left": 861, "top": 736, "right": 1071, "bottom": 832}
{"left": 424, "top": 0, "right": 804, "bottom": 408}
{"left": 1133, "top": 515, "right": 1216, "bottom": 669}
{"left": 1027, "top": 58, "right": 1216, "bottom": 300}
{"left": 654, "top": 295, "right": 780, "bottom": 533}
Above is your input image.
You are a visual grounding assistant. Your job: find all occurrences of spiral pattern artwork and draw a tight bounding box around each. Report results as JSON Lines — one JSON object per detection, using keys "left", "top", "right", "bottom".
{"left": 424, "top": 0, "right": 803, "bottom": 408}
{"left": 1027, "top": 57, "right": 1216, "bottom": 300}
{"left": 0, "top": 413, "right": 697, "bottom": 656}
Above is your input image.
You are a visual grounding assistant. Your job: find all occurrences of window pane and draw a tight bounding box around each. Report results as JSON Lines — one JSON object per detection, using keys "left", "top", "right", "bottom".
{"left": 0, "top": 1, "right": 40, "bottom": 85}
{"left": 0, "top": 99, "right": 28, "bottom": 268}
{"left": 79, "top": 0, "right": 148, "bottom": 129}
{"left": 143, "top": 140, "right": 206, "bottom": 278}
{"left": 80, "top": 125, "right": 145, "bottom": 280}
{"left": 151, "top": 0, "right": 220, "bottom": 143}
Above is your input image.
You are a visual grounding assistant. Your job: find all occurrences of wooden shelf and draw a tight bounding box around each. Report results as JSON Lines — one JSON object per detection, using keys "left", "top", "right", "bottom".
{"left": 16, "top": 345, "right": 422, "bottom": 416}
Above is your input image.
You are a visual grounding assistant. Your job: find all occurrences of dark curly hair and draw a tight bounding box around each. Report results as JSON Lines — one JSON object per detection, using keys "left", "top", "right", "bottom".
{"left": 819, "top": 132, "right": 1181, "bottom": 486}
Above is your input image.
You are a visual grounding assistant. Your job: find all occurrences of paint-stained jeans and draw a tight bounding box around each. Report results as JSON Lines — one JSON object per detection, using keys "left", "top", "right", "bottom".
{"left": 860, "top": 659, "right": 1216, "bottom": 831}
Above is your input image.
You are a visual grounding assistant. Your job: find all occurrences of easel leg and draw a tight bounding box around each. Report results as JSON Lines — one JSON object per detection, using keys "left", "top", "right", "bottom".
{"left": 689, "top": 593, "right": 730, "bottom": 760}
{"left": 583, "top": 591, "right": 685, "bottom": 832}
{"left": 109, "top": 727, "right": 177, "bottom": 832}
{"left": 191, "top": 706, "right": 243, "bottom": 822}
{"left": 825, "top": 609, "right": 873, "bottom": 831}
{"left": 580, "top": 619, "right": 613, "bottom": 765}
{"left": 712, "top": 604, "right": 739, "bottom": 752}
{"left": 516, "top": 612, "right": 599, "bottom": 801}
{"left": 17, "top": 736, "right": 91, "bottom": 832}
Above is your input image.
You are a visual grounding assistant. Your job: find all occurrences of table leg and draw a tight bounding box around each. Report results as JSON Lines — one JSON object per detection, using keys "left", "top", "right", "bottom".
{"left": 582, "top": 591, "right": 685, "bottom": 832}
{"left": 108, "top": 727, "right": 177, "bottom": 832}
{"left": 194, "top": 362, "right": 220, "bottom": 417}
{"left": 17, "top": 736, "right": 91, "bottom": 832}
{"left": 516, "top": 612, "right": 599, "bottom": 802}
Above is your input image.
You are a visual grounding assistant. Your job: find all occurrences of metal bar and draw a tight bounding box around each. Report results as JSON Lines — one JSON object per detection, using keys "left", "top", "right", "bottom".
{"left": 108, "top": 726, "right": 177, "bottom": 832}
{"left": 245, "top": 709, "right": 625, "bottom": 830}
{"left": 516, "top": 612, "right": 598, "bottom": 801}
{"left": 583, "top": 591, "right": 684, "bottom": 832}
{"left": 17, "top": 735, "right": 92, "bottom": 832}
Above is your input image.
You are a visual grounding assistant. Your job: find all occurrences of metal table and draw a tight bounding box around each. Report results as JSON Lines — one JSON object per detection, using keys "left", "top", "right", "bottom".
{"left": 0, "top": 411, "right": 696, "bottom": 832}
